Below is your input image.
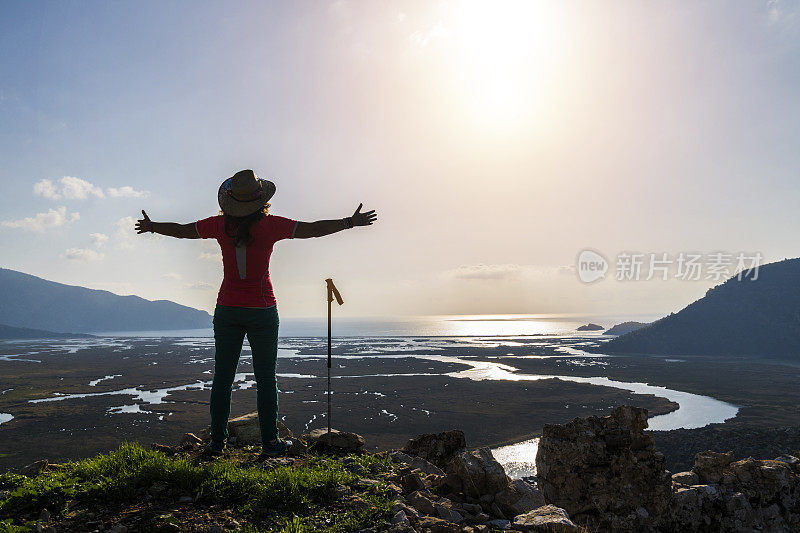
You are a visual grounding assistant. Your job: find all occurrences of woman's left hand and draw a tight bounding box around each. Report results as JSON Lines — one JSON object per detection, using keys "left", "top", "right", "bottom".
{"left": 351, "top": 204, "right": 377, "bottom": 226}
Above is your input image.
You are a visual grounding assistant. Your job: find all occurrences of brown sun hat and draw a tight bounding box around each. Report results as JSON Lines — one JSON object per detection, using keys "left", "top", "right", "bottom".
{"left": 217, "top": 169, "right": 276, "bottom": 217}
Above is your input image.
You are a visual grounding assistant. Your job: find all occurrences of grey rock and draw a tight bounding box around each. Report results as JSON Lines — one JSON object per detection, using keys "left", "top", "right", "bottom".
{"left": 223, "top": 412, "right": 294, "bottom": 444}
{"left": 694, "top": 450, "right": 735, "bottom": 484}
{"left": 448, "top": 447, "right": 510, "bottom": 499}
{"left": 402, "top": 430, "right": 467, "bottom": 469}
{"left": 494, "top": 479, "right": 546, "bottom": 517}
{"left": 511, "top": 505, "right": 579, "bottom": 532}
{"left": 486, "top": 518, "right": 511, "bottom": 529}
{"left": 406, "top": 490, "right": 437, "bottom": 515}
{"left": 390, "top": 450, "right": 446, "bottom": 476}
{"left": 672, "top": 471, "right": 700, "bottom": 485}
{"left": 20, "top": 460, "right": 48, "bottom": 477}
{"left": 306, "top": 428, "right": 365, "bottom": 451}
{"left": 435, "top": 503, "right": 464, "bottom": 523}
{"left": 391, "top": 510, "right": 411, "bottom": 526}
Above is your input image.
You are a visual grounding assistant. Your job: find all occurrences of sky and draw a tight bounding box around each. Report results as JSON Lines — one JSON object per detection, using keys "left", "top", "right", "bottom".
{"left": 1, "top": 1, "right": 799, "bottom": 319}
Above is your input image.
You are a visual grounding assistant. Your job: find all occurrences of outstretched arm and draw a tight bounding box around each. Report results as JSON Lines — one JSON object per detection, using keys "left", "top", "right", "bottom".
{"left": 135, "top": 210, "right": 200, "bottom": 239}
{"left": 294, "top": 203, "right": 377, "bottom": 239}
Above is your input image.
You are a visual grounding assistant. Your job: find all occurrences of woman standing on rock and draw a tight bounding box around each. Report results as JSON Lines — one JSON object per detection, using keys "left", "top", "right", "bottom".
{"left": 135, "top": 169, "right": 377, "bottom": 456}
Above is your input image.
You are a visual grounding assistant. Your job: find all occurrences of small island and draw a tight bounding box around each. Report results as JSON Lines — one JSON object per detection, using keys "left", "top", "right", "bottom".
{"left": 576, "top": 323, "right": 604, "bottom": 331}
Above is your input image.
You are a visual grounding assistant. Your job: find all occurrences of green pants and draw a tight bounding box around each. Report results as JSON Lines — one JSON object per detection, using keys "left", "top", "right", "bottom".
{"left": 210, "top": 304, "right": 280, "bottom": 443}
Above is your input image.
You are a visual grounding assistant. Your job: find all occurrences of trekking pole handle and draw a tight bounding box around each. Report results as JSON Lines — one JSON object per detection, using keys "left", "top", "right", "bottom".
{"left": 326, "top": 278, "right": 344, "bottom": 306}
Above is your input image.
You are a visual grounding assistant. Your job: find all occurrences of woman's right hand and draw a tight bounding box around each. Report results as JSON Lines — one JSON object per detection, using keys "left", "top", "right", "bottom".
{"left": 135, "top": 210, "right": 153, "bottom": 234}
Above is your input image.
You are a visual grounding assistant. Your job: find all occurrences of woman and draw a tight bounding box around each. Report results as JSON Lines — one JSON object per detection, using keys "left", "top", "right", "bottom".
{"left": 134, "top": 169, "right": 377, "bottom": 456}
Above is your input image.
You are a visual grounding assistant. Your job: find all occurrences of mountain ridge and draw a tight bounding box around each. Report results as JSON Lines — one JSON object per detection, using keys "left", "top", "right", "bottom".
{"left": 599, "top": 257, "right": 800, "bottom": 359}
{"left": 0, "top": 268, "right": 211, "bottom": 333}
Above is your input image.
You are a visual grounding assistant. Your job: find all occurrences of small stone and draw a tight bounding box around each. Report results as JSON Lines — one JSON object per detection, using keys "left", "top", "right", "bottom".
{"left": 151, "top": 443, "right": 175, "bottom": 455}
{"left": 178, "top": 496, "right": 193, "bottom": 503}
{"left": 486, "top": 518, "right": 510, "bottom": 530}
{"left": 348, "top": 496, "right": 370, "bottom": 512}
{"left": 179, "top": 432, "right": 203, "bottom": 448}
{"left": 400, "top": 472, "right": 427, "bottom": 492}
{"left": 20, "top": 460, "right": 48, "bottom": 476}
{"left": 288, "top": 439, "right": 307, "bottom": 455}
{"left": 406, "top": 490, "right": 437, "bottom": 515}
{"left": 391, "top": 510, "right": 411, "bottom": 526}
{"left": 436, "top": 503, "right": 464, "bottom": 523}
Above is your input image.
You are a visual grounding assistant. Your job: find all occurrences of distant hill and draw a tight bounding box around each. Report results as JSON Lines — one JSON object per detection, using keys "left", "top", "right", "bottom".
{"left": 0, "top": 268, "right": 212, "bottom": 333}
{"left": 604, "top": 321, "right": 649, "bottom": 336}
{"left": 0, "top": 323, "right": 95, "bottom": 339}
{"left": 600, "top": 258, "right": 800, "bottom": 359}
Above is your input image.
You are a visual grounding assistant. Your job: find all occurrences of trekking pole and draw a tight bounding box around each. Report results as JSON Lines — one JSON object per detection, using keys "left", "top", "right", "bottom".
{"left": 325, "top": 278, "right": 343, "bottom": 436}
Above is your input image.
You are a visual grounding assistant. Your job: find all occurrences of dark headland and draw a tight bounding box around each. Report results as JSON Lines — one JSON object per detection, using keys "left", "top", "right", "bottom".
{"left": 598, "top": 257, "right": 800, "bottom": 361}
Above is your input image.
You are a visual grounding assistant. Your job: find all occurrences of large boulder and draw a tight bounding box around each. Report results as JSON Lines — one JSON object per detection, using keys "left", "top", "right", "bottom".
{"left": 511, "top": 504, "right": 579, "bottom": 532}
{"left": 448, "top": 447, "right": 510, "bottom": 500}
{"left": 535, "top": 406, "right": 672, "bottom": 531}
{"left": 495, "top": 479, "right": 546, "bottom": 517}
{"left": 202, "top": 412, "right": 294, "bottom": 444}
{"left": 305, "top": 428, "right": 365, "bottom": 452}
{"left": 402, "top": 430, "right": 466, "bottom": 469}
{"left": 694, "top": 450, "right": 735, "bottom": 484}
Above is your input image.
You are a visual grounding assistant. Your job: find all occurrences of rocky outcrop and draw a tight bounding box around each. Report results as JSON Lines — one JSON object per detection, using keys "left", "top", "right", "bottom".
{"left": 671, "top": 452, "right": 800, "bottom": 531}
{"left": 401, "top": 430, "right": 467, "bottom": 469}
{"left": 654, "top": 424, "right": 800, "bottom": 472}
{"left": 536, "top": 405, "right": 671, "bottom": 530}
{"left": 390, "top": 432, "right": 552, "bottom": 532}
{"left": 534, "top": 406, "right": 800, "bottom": 532}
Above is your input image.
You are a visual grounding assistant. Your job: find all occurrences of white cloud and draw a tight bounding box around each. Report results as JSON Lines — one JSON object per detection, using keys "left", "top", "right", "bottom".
{"left": 1, "top": 206, "right": 80, "bottom": 232}
{"left": 89, "top": 233, "right": 109, "bottom": 248}
{"left": 33, "top": 176, "right": 148, "bottom": 200}
{"left": 199, "top": 251, "right": 222, "bottom": 262}
{"left": 62, "top": 248, "right": 105, "bottom": 261}
{"left": 444, "top": 263, "right": 524, "bottom": 280}
{"left": 33, "top": 177, "right": 105, "bottom": 200}
{"left": 184, "top": 281, "right": 215, "bottom": 290}
{"left": 107, "top": 186, "right": 149, "bottom": 198}
{"left": 442, "top": 263, "right": 574, "bottom": 281}
{"left": 115, "top": 216, "right": 137, "bottom": 249}
{"left": 161, "top": 272, "right": 182, "bottom": 281}
{"left": 32, "top": 179, "right": 60, "bottom": 199}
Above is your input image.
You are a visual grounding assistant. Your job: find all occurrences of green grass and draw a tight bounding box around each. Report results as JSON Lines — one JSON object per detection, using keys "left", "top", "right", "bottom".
{"left": 0, "top": 443, "right": 396, "bottom": 532}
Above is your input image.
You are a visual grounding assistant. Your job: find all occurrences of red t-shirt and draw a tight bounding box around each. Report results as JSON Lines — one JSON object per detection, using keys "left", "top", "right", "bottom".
{"left": 195, "top": 214, "right": 297, "bottom": 308}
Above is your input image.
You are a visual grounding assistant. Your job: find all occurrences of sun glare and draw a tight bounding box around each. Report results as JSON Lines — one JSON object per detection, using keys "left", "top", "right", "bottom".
{"left": 449, "top": 0, "right": 560, "bottom": 129}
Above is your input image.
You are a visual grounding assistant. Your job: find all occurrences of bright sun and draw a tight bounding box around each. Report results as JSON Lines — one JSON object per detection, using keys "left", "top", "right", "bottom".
{"left": 448, "top": 0, "right": 560, "bottom": 128}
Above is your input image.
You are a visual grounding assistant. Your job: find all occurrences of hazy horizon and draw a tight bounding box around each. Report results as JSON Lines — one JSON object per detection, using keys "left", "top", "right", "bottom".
{"left": 2, "top": 1, "right": 799, "bottom": 318}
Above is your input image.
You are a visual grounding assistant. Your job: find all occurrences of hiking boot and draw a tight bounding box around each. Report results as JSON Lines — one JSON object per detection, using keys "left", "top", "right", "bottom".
{"left": 206, "top": 439, "right": 226, "bottom": 456}
{"left": 261, "top": 438, "right": 292, "bottom": 457}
